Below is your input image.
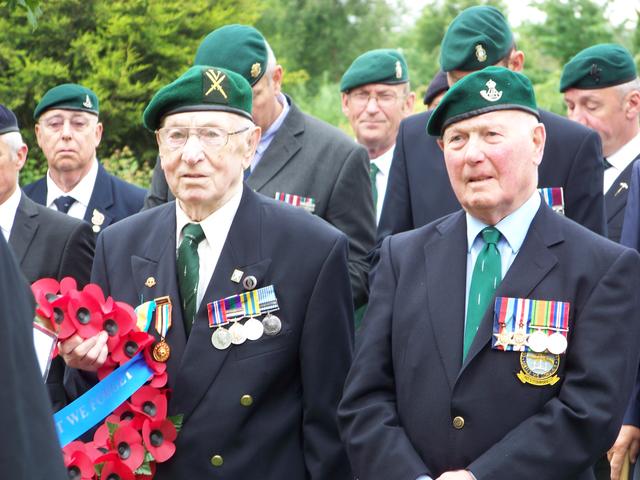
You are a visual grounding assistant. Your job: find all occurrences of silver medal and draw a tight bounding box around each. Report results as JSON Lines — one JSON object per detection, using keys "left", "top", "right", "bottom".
{"left": 546, "top": 332, "right": 567, "bottom": 355}
{"left": 244, "top": 317, "right": 264, "bottom": 340}
{"left": 527, "top": 330, "right": 547, "bottom": 353}
{"left": 211, "top": 327, "right": 232, "bottom": 350}
{"left": 229, "top": 322, "right": 247, "bottom": 345}
{"left": 262, "top": 313, "right": 282, "bottom": 336}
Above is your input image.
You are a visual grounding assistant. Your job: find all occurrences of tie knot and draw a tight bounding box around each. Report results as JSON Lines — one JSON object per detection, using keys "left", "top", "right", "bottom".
{"left": 53, "top": 195, "right": 76, "bottom": 214}
{"left": 370, "top": 163, "right": 380, "bottom": 176}
{"left": 182, "top": 223, "right": 206, "bottom": 244}
{"left": 481, "top": 227, "right": 500, "bottom": 245}
{"left": 603, "top": 157, "right": 613, "bottom": 170}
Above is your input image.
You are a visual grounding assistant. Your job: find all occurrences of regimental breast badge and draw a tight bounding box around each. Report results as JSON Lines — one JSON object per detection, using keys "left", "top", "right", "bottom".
{"left": 82, "top": 94, "right": 93, "bottom": 109}
{"left": 91, "top": 209, "right": 105, "bottom": 233}
{"left": 251, "top": 62, "right": 262, "bottom": 78}
{"left": 475, "top": 44, "right": 487, "bottom": 62}
{"left": 395, "top": 60, "right": 402, "bottom": 79}
{"left": 204, "top": 68, "right": 228, "bottom": 100}
{"left": 480, "top": 79, "right": 502, "bottom": 102}
{"left": 517, "top": 352, "right": 561, "bottom": 386}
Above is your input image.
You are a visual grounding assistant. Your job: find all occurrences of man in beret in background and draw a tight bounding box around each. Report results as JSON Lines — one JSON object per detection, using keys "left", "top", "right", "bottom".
{"left": 423, "top": 70, "right": 449, "bottom": 111}
{"left": 144, "top": 24, "right": 374, "bottom": 309}
{"left": 562, "top": 44, "right": 640, "bottom": 244}
{"left": 339, "top": 67, "right": 640, "bottom": 480}
{"left": 63, "top": 65, "right": 353, "bottom": 479}
{"left": 0, "top": 103, "right": 94, "bottom": 411}
{"left": 23, "top": 83, "right": 145, "bottom": 233}
{"left": 377, "top": 5, "right": 605, "bottom": 255}
{"left": 340, "top": 48, "right": 415, "bottom": 224}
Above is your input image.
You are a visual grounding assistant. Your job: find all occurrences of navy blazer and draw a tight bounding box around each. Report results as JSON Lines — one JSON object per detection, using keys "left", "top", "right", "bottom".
{"left": 23, "top": 162, "right": 145, "bottom": 230}
{"left": 605, "top": 156, "right": 637, "bottom": 243}
{"left": 377, "top": 109, "right": 606, "bottom": 243}
{"left": 340, "top": 203, "right": 640, "bottom": 480}
{"left": 87, "top": 187, "right": 353, "bottom": 479}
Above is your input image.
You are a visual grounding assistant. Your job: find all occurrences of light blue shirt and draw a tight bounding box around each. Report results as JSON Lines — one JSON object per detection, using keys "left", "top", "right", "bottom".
{"left": 251, "top": 92, "right": 290, "bottom": 171}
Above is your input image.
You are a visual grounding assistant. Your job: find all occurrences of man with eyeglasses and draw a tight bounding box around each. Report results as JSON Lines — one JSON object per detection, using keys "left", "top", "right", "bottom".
{"left": 23, "top": 83, "right": 145, "bottom": 234}
{"left": 62, "top": 66, "right": 354, "bottom": 479}
{"left": 340, "top": 49, "right": 415, "bottom": 224}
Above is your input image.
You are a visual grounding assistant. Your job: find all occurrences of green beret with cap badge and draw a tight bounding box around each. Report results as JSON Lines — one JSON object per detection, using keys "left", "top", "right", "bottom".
{"left": 34, "top": 83, "right": 99, "bottom": 120}
{"left": 427, "top": 66, "right": 539, "bottom": 137}
{"left": 143, "top": 65, "right": 253, "bottom": 131}
{"left": 340, "top": 48, "right": 409, "bottom": 92}
{"left": 560, "top": 43, "right": 638, "bottom": 92}
{"left": 194, "top": 24, "right": 268, "bottom": 86}
{"left": 439, "top": 6, "right": 513, "bottom": 73}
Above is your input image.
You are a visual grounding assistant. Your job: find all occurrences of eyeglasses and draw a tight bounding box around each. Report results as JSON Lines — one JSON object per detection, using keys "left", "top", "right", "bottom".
{"left": 156, "top": 126, "right": 250, "bottom": 150}
{"left": 40, "top": 115, "right": 94, "bottom": 133}
{"left": 349, "top": 91, "right": 402, "bottom": 109}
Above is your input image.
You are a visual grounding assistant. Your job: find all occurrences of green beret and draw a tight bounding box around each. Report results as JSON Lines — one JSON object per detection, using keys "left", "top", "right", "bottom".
{"left": 143, "top": 65, "right": 253, "bottom": 131}
{"left": 34, "top": 83, "right": 99, "bottom": 120}
{"left": 440, "top": 6, "right": 513, "bottom": 73}
{"left": 194, "top": 24, "right": 267, "bottom": 86}
{"left": 560, "top": 43, "right": 638, "bottom": 92}
{"left": 427, "top": 66, "right": 539, "bottom": 137}
{"left": 340, "top": 49, "right": 409, "bottom": 92}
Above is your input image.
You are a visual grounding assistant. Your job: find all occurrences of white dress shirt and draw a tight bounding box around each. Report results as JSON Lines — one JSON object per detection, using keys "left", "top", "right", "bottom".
{"left": 46, "top": 158, "right": 99, "bottom": 220}
{"left": 370, "top": 145, "right": 394, "bottom": 225}
{"left": 0, "top": 187, "right": 21, "bottom": 241}
{"left": 604, "top": 132, "right": 640, "bottom": 194}
{"left": 175, "top": 185, "right": 243, "bottom": 310}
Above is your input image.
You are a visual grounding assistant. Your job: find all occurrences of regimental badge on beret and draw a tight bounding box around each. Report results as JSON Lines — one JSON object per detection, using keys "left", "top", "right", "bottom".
{"left": 203, "top": 68, "right": 229, "bottom": 102}
{"left": 34, "top": 83, "right": 100, "bottom": 120}
{"left": 560, "top": 43, "right": 637, "bottom": 92}
{"left": 340, "top": 48, "right": 409, "bottom": 92}
{"left": 251, "top": 62, "right": 262, "bottom": 79}
{"left": 475, "top": 44, "right": 487, "bottom": 63}
{"left": 480, "top": 79, "right": 502, "bottom": 102}
{"left": 395, "top": 61, "right": 402, "bottom": 79}
{"left": 82, "top": 95, "right": 93, "bottom": 109}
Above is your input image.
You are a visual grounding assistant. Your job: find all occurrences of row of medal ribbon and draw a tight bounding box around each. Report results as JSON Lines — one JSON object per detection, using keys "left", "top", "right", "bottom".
{"left": 492, "top": 296, "right": 570, "bottom": 355}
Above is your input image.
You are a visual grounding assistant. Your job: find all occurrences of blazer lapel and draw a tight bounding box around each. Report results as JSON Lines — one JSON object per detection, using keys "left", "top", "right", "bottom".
{"left": 9, "top": 193, "right": 39, "bottom": 265}
{"left": 170, "top": 189, "right": 272, "bottom": 420}
{"left": 605, "top": 156, "right": 638, "bottom": 222}
{"left": 460, "top": 204, "right": 562, "bottom": 373}
{"left": 85, "top": 163, "right": 115, "bottom": 229}
{"left": 424, "top": 211, "right": 468, "bottom": 388}
{"left": 247, "top": 96, "right": 303, "bottom": 192}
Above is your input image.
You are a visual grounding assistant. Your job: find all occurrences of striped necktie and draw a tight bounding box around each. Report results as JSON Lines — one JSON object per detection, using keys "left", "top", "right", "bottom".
{"left": 177, "top": 223, "right": 206, "bottom": 335}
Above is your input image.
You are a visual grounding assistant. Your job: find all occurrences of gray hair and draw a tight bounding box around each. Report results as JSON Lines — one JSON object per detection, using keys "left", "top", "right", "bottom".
{"left": 616, "top": 77, "right": 640, "bottom": 100}
{"left": 0, "top": 131, "right": 26, "bottom": 159}
{"left": 264, "top": 39, "right": 277, "bottom": 80}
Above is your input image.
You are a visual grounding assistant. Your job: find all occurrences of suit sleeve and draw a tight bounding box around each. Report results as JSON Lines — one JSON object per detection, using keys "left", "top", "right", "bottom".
{"left": 621, "top": 161, "right": 640, "bottom": 251}
{"left": 300, "top": 234, "right": 354, "bottom": 479}
{"left": 563, "top": 128, "right": 606, "bottom": 235}
{"left": 143, "top": 155, "right": 169, "bottom": 210}
{"left": 325, "top": 143, "right": 375, "bottom": 308}
{"left": 338, "top": 236, "right": 432, "bottom": 480}
{"left": 57, "top": 220, "right": 95, "bottom": 288}
{"left": 468, "top": 248, "right": 640, "bottom": 479}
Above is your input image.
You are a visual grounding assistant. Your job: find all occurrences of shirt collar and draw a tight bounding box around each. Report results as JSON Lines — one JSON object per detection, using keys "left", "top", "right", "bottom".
{"left": 370, "top": 144, "right": 395, "bottom": 178}
{"left": 175, "top": 184, "right": 243, "bottom": 246}
{"left": 608, "top": 132, "right": 640, "bottom": 171}
{"left": 0, "top": 187, "right": 22, "bottom": 240}
{"left": 466, "top": 190, "right": 541, "bottom": 253}
{"left": 46, "top": 158, "right": 99, "bottom": 208}
{"left": 255, "top": 93, "right": 290, "bottom": 156}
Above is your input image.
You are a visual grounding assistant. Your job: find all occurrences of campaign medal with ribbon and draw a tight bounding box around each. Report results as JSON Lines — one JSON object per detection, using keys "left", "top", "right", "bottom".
{"left": 208, "top": 298, "right": 232, "bottom": 350}
{"left": 274, "top": 192, "right": 316, "bottom": 214}
{"left": 538, "top": 187, "right": 565, "bottom": 215}
{"left": 152, "top": 296, "right": 172, "bottom": 362}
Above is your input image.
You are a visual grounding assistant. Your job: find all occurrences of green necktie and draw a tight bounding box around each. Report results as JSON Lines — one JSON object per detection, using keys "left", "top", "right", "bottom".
{"left": 464, "top": 227, "right": 502, "bottom": 360}
{"left": 177, "top": 223, "right": 206, "bottom": 335}
{"left": 369, "top": 162, "right": 380, "bottom": 208}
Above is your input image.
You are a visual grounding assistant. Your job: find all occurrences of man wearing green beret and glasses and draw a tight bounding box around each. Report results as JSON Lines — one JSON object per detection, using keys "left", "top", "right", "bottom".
{"left": 377, "top": 5, "right": 606, "bottom": 261}
{"left": 62, "top": 65, "right": 353, "bottom": 479}
{"left": 340, "top": 66, "right": 640, "bottom": 480}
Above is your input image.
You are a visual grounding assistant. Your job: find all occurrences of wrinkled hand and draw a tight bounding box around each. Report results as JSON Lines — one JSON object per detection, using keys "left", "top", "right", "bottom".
{"left": 58, "top": 331, "right": 109, "bottom": 371}
{"left": 436, "top": 470, "right": 474, "bottom": 480}
{"left": 608, "top": 424, "right": 640, "bottom": 480}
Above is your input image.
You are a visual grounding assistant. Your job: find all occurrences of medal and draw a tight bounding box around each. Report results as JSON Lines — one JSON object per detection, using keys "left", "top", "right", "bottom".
{"left": 262, "top": 313, "right": 282, "bottom": 336}
{"left": 211, "top": 328, "right": 232, "bottom": 350}
{"left": 152, "top": 340, "right": 171, "bottom": 362}
{"left": 527, "top": 330, "right": 547, "bottom": 353}
{"left": 229, "top": 322, "right": 247, "bottom": 345}
{"left": 244, "top": 317, "right": 264, "bottom": 340}
{"left": 512, "top": 331, "right": 528, "bottom": 349}
{"left": 547, "top": 332, "right": 568, "bottom": 355}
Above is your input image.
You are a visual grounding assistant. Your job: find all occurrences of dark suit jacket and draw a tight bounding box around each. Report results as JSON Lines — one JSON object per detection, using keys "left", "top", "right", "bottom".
{"left": 144, "top": 96, "right": 375, "bottom": 307}
{"left": 605, "top": 157, "right": 637, "bottom": 243}
{"left": 0, "top": 235, "right": 67, "bottom": 479}
{"left": 377, "top": 109, "right": 606, "bottom": 243}
{"left": 87, "top": 187, "right": 353, "bottom": 479}
{"left": 339, "top": 202, "right": 640, "bottom": 480}
{"left": 23, "top": 162, "right": 145, "bottom": 230}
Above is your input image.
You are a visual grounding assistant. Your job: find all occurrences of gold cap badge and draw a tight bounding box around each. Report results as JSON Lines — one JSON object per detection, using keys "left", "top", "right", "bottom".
{"left": 251, "top": 62, "right": 262, "bottom": 78}
{"left": 475, "top": 44, "right": 487, "bottom": 63}
{"left": 204, "top": 69, "right": 228, "bottom": 100}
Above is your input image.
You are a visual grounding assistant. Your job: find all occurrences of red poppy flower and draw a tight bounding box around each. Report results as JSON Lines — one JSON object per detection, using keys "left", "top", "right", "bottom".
{"left": 113, "top": 403, "right": 147, "bottom": 431}
{"left": 142, "top": 418, "right": 177, "bottom": 463}
{"left": 148, "top": 371, "right": 168, "bottom": 388}
{"left": 112, "top": 424, "right": 145, "bottom": 471}
{"left": 101, "top": 302, "right": 137, "bottom": 351}
{"left": 142, "top": 345, "right": 167, "bottom": 376}
{"left": 62, "top": 441, "right": 94, "bottom": 480}
{"left": 60, "top": 276, "right": 78, "bottom": 294}
{"left": 130, "top": 387, "right": 167, "bottom": 422}
{"left": 31, "top": 278, "right": 59, "bottom": 311}
{"left": 112, "top": 332, "right": 154, "bottom": 365}
{"left": 93, "top": 423, "right": 112, "bottom": 450}
{"left": 95, "top": 453, "right": 135, "bottom": 480}
{"left": 68, "top": 289, "right": 104, "bottom": 338}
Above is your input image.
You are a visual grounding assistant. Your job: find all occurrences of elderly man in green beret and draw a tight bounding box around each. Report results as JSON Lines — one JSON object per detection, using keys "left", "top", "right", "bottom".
{"left": 144, "top": 24, "right": 375, "bottom": 310}
{"left": 340, "top": 49, "right": 415, "bottom": 223}
{"left": 23, "top": 83, "right": 145, "bottom": 233}
{"left": 62, "top": 65, "right": 353, "bottom": 479}
{"left": 377, "top": 5, "right": 606, "bottom": 254}
{"left": 339, "top": 66, "right": 640, "bottom": 480}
